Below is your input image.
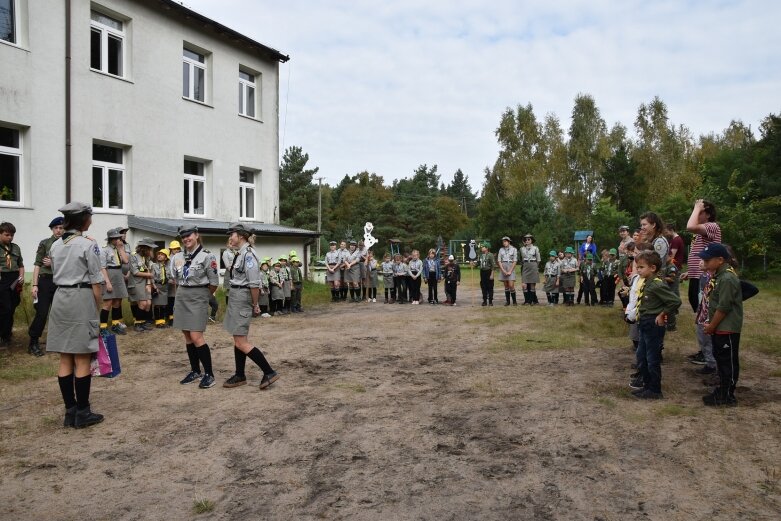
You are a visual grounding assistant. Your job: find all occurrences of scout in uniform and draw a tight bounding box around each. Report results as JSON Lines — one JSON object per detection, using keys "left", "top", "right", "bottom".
{"left": 222, "top": 240, "right": 237, "bottom": 308}
{"left": 167, "top": 240, "right": 181, "bottom": 325}
{"left": 617, "top": 225, "right": 632, "bottom": 257}
{"left": 473, "top": 243, "right": 495, "bottom": 306}
{"left": 407, "top": 250, "right": 423, "bottom": 305}
{"left": 28, "top": 217, "right": 65, "bottom": 355}
{"left": 520, "top": 233, "right": 541, "bottom": 305}
{"left": 364, "top": 250, "right": 378, "bottom": 302}
{"left": 99, "top": 228, "right": 130, "bottom": 335}
{"left": 338, "top": 240, "right": 349, "bottom": 301}
{"left": 47, "top": 202, "right": 104, "bottom": 428}
{"left": 392, "top": 253, "right": 407, "bottom": 304}
{"left": 280, "top": 256, "right": 293, "bottom": 311}
{"left": 269, "top": 260, "right": 285, "bottom": 314}
{"left": 443, "top": 255, "right": 461, "bottom": 305}
{"left": 171, "top": 225, "right": 219, "bottom": 389}
{"left": 579, "top": 253, "right": 598, "bottom": 306}
{"left": 258, "top": 257, "right": 272, "bottom": 317}
{"left": 358, "top": 241, "right": 369, "bottom": 302}
{"left": 325, "top": 241, "right": 342, "bottom": 302}
{"left": 543, "top": 250, "right": 561, "bottom": 306}
{"left": 221, "top": 223, "right": 279, "bottom": 390}
{"left": 601, "top": 248, "right": 619, "bottom": 307}
{"left": 497, "top": 236, "right": 518, "bottom": 306}
{"left": 151, "top": 248, "right": 170, "bottom": 328}
{"left": 559, "top": 246, "right": 578, "bottom": 306}
{"left": 343, "top": 240, "right": 362, "bottom": 302}
{"left": 290, "top": 256, "right": 304, "bottom": 312}
{"left": 0, "top": 222, "right": 24, "bottom": 349}
{"left": 381, "top": 253, "right": 395, "bottom": 303}
{"left": 129, "top": 238, "right": 157, "bottom": 331}
{"left": 423, "top": 248, "right": 441, "bottom": 305}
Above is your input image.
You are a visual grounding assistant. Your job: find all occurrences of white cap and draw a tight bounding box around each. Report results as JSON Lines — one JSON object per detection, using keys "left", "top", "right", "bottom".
{"left": 448, "top": 255, "right": 455, "bottom": 260}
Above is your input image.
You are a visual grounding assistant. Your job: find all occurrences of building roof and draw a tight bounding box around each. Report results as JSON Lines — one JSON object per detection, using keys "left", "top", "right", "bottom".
{"left": 128, "top": 216, "right": 319, "bottom": 238}
{"left": 573, "top": 230, "right": 595, "bottom": 241}
{"left": 155, "top": 0, "right": 290, "bottom": 63}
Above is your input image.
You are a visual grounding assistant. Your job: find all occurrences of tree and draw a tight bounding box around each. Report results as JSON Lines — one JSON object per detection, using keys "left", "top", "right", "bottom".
{"left": 564, "top": 94, "right": 609, "bottom": 217}
{"left": 279, "top": 146, "right": 319, "bottom": 229}
{"left": 444, "top": 169, "right": 478, "bottom": 217}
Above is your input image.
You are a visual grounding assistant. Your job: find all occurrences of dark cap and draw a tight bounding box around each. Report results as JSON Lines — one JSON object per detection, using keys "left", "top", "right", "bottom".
{"left": 118, "top": 227, "right": 129, "bottom": 234}
{"left": 698, "top": 243, "right": 731, "bottom": 260}
{"left": 329, "top": 240, "right": 337, "bottom": 245}
{"left": 177, "top": 224, "right": 198, "bottom": 237}
{"left": 226, "top": 222, "right": 249, "bottom": 235}
{"left": 58, "top": 201, "right": 93, "bottom": 216}
{"left": 137, "top": 237, "right": 157, "bottom": 248}
{"left": 48, "top": 217, "right": 64, "bottom": 228}
{"left": 106, "top": 228, "right": 122, "bottom": 239}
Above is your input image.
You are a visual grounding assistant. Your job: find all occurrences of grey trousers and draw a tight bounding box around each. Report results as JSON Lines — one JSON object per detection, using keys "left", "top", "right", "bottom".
{"left": 696, "top": 323, "right": 717, "bottom": 367}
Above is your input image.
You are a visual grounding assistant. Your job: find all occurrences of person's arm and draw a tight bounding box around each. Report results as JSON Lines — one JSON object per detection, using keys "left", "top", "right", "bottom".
{"left": 31, "top": 265, "right": 40, "bottom": 299}
{"left": 101, "top": 267, "right": 113, "bottom": 293}
{"left": 686, "top": 199, "right": 711, "bottom": 236}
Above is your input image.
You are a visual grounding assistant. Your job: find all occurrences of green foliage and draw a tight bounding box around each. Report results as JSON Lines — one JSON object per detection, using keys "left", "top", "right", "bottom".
{"left": 279, "top": 146, "right": 319, "bottom": 230}
{"left": 589, "top": 198, "right": 632, "bottom": 251}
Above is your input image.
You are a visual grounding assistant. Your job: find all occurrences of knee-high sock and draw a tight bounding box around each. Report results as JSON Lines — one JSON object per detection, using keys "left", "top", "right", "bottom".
{"left": 74, "top": 375, "right": 92, "bottom": 409}
{"left": 111, "top": 306, "right": 123, "bottom": 326}
{"left": 234, "top": 347, "right": 247, "bottom": 377}
{"left": 186, "top": 343, "right": 200, "bottom": 373}
{"left": 196, "top": 344, "right": 213, "bottom": 376}
{"left": 247, "top": 347, "right": 273, "bottom": 374}
{"left": 100, "top": 309, "right": 110, "bottom": 328}
{"left": 58, "top": 374, "right": 76, "bottom": 409}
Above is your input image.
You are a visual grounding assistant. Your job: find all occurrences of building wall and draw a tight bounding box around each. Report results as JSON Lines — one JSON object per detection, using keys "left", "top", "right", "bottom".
{"left": 1, "top": 0, "right": 284, "bottom": 271}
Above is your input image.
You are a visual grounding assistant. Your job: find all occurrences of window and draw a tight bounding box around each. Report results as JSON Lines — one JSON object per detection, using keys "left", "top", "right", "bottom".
{"left": 239, "top": 169, "right": 256, "bottom": 219}
{"left": 238, "top": 70, "right": 256, "bottom": 118}
{"left": 92, "top": 143, "right": 124, "bottom": 211}
{"left": 90, "top": 10, "right": 124, "bottom": 77}
{"left": 182, "top": 48, "right": 206, "bottom": 102}
{"left": 183, "top": 159, "right": 205, "bottom": 215}
{"left": 0, "top": 125, "right": 21, "bottom": 205}
{"left": 0, "top": 0, "right": 15, "bottom": 44}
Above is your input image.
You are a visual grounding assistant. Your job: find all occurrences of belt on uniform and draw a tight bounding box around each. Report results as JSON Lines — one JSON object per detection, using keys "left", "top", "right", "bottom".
{"left": 230, "top": 284, "right": 249, "bottom": 289}
{"left": 180, "top": 284, "right": 209, "bottom": 288}
{"left": 38, "top": 273, "right": 53, "bottom": 278}
{"left": 58, "top": 282, "right": 92, "bottom": 289}
{"left": 107, "top": 266, "right": 122, "bottom": 270}
{"left": 523, "top": 260, "right": 536, "bottom": 263}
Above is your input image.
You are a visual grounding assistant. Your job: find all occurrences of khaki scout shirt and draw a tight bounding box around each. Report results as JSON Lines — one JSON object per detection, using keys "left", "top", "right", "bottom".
{"left": 171, "top": 246, "right": 219, "bottom": 287}
{"left": 228, "top": 244, "right": 261, "bottom": 289}
{"left": 1, "top": 242, "right": 23, "bottom": 272}
{"left": 708, "top": 264, "right": 743, "bottom": 333}
{"left": 34, "top": 236, "right": 57, "bottom": 275}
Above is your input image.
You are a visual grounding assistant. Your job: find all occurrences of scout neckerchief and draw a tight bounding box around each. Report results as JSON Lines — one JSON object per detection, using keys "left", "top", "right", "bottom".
{"left": 113, "top": 245, "right": 120, "bottom": 265}
{"left": 708, "top": 266, "right": 737, "bottom": 294}
{"left": 183, "top": 245, "right": 202, "bottom": 281}
{"left": 1, "top": 242, "right": 12, "bottom": 269}
{"left": 228, "top": 248, "right": 240, "bottom": 279}
{"left": 636, "top": 276, "right": 661, "bottom": 315}
{"left": 480, "top": 253, "right": 491, "bottom": 269}
{"left": 160, "top": 260, "right": 166, "bottom": 284}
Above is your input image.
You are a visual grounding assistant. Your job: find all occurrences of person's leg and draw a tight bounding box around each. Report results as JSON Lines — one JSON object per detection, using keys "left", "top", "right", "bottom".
{"left": 0, "top": 275, "right": 15, "bottom": 340}
{"left": 644, "top": 323, "right": 665, "bottom": 395}
{"left": 73, "top": 353, "right": 103, "bottom": 427}
{"left": 29, "top": 276, "right": 55, "bottom": 351}
{"left": 697, "top": 323, "right": 717, "bottom": 370}
{"left": 57, "top": 354, "right": 77, "bottom": 426}
{"left": 589, "top": 282, "right": 598, "bottom": 307}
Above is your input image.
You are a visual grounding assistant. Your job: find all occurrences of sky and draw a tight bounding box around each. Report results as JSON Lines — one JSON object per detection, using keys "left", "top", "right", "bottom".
{"left": 184, "top": 0, "right": 781, "bottom": 189}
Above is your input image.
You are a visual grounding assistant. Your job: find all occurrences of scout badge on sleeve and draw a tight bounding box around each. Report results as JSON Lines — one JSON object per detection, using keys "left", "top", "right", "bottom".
{"left": 363, "top": 222, "right": 378, "bottom": 249}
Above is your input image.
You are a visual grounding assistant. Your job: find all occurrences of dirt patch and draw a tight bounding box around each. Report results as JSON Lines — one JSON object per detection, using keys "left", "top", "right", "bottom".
{"left": 1, "top": 282, "right": 780, "bottom": 520}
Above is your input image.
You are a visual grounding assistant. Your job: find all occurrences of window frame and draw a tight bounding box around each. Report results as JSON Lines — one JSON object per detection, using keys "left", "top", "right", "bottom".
{"left": 91, "top": 143, "right": 126, "bottom": 213}
{"left": 90, "top": 9, "right": 125, "bottom": 78}
{"left": 0, "top": 125, "right": 23, "bottom": 207}
{"left": 183, "top": 159, "right": 207, "bottom": 217}
{"left": 238, "top": 69, "right": 256, "bottom": 118}
{"left": 182, "top": 47, "right": 207, "bottom": 103}
{"left": 0, "top": 0, "right": 16, "bottom": 45}
{"left": 239, "top": 168, "right": 256, "bottom": 220}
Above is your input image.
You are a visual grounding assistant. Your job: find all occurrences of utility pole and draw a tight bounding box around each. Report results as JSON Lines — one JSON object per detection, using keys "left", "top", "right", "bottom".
{"left": 317, "top": 177, "right": 323, "bottom": 259}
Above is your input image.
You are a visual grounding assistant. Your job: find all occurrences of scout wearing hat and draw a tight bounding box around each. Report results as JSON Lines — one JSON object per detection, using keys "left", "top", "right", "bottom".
{"left": 520, "top": 233, "right": 541, "bottom": 305}
{"left": 474, "top": 242, "right": 495, "bottom": 306}
{"left": 257, "top": 256, "right": 272, "bottom": 317}
{"left": 289, "top": 256, "right": 304, "bottom": 312}
{"left": 618, "top": 225, "right": 632, "bottom": 257}
{"left": 599, "top": 248, "right": 619, "bottom": 307}
{"left": 277, "top": 255, "right": 293, "bottom": 312}
{"left": 579, "top": 253, "right": 598, "bottom": 306}
{"left": 97, "top": 227, "right": 130, "bottom": 335}
{"left": 0, "top": 220, "right": 24, "bottom": 351}
{"left": 559, "top": 246, "right": 578, "bottom": 306}
{"left": 127, "top": 238, "right": 157, "bottom": 332}
{"left": 151, "top": 247, "right": 170, "bottom": 328}
{"left": 543, "top": 249, "right": 561, "bottom": 306}
{"left": 343, "top": 240, "right": 362, "bottom": 302}
{"left": 171, "top": 224, "right": 220, "bottom": 389}
{"left": 443, "top": 254, "right": 461, "bottom": 305}
{"left": 269, "top": 258, "right": 285, "bottom": 314}
{"left": 337, "top": 240, "right": 350, "bottom": 301}
{"left": 47, "top": 202, "right": 105, "bottom": 428}
{"left": 27, "top": 216, "right": 66, "bottom": 355}
{"left": 166, "top": 239, "right": 182, "bottom": 324}
{"left": 324, "top": 240, "right": 342, "bottom": 301}
{"left": 497, "top": 236, "right": 518, "bottom": 305}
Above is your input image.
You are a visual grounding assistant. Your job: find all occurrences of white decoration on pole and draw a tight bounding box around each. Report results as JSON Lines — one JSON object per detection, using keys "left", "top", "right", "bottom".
{"left": 364, "top": 222, "right": 378, "bottom": 249}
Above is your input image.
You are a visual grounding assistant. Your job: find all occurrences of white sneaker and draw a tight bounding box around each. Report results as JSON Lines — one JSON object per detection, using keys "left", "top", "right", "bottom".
{"left": 261, "top": 313, "right": 271, "bottom": 318}
{"left": 452, "top": 302, "right": 457, "bottom": 306}
{"left": 373, "top": 298, "right": 377, "bottom": 303}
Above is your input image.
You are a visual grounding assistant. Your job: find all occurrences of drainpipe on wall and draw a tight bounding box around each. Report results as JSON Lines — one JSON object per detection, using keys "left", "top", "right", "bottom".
{"left": 65, "top": 0, "right": 72, "bottom": 203}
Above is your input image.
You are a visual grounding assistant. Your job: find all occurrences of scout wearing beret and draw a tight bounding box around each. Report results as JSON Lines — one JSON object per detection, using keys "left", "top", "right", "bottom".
{"left": 171, "top": 225, "right": 219, "bottom": 389}
{"left": 520, "top": 233, "right": 541, "bottom": 305}
{"left": 98, "top": 228, "right": 130, "bottom": 336}
{"left": 222, "top": 223, "right": 279, "bottom": 390}
{"left": 47, "top": 202, "right": 105, "bottom": 428}
{"left": 0, "top": 221, "right": 24, "bottom": 350}
{"left": 27, "top": 217, "right": 65, "bottom": 355}
{"left": 497, "top": 236, "right": 518, "bottom": 306}
{"left": 559, "top": 246, "right": 578, "bottom": 306}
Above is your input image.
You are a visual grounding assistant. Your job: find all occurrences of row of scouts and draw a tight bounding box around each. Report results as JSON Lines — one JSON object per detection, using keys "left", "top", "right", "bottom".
{"left": 1, "top": 208, "right": 281, "bottom": 430}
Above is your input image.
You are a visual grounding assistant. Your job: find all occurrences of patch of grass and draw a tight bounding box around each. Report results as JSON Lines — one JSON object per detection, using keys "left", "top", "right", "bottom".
{"left": 654, "top": 404, "right": 697, "bottom": 418}
{"left": 596, "top": 397, "right": 616, "bottom": 408}
{"left": 302, "top": 279, "right": 332, "bottom": 307}
{"left": 192, "top": 497, "right": 215, "bottom": 514}
{"left": 758, "top": 466, "right": 779, "bottom": 495}
{"left": 751, "top": 333, "right": 781, "bottom": 357}
{"left": 769, "top": 369, "right": 781, "bottom": 378}
{"left": 0, "top": 355, "right": 57, "bottom": 382}
{"left": 333, "top": 382, "right": 366, "bottom": 393}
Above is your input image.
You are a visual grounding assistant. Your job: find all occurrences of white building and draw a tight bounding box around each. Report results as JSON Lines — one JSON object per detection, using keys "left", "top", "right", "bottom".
{"left": 0, "top": 0, "right": 318, "bottom": 275}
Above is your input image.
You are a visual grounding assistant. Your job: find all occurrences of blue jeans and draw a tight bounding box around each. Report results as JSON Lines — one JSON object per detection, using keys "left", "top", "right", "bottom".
{"left": 637, "top": 315, "right": 666, "bottom": 393}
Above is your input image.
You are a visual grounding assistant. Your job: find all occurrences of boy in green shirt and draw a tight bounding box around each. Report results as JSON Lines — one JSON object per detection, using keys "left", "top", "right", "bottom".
{"left": 699, "top": 243, "right": 743, "bottom": 406}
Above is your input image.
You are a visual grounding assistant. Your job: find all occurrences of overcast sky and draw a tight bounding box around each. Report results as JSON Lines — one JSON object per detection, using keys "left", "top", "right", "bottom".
{"left": 185, "top": 0, "right": 781, "bottom": 189}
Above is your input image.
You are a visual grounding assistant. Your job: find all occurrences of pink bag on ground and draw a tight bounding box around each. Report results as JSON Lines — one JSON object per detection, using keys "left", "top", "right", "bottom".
{"left": 90, "top": 336, "right": 113, "bottom": 377}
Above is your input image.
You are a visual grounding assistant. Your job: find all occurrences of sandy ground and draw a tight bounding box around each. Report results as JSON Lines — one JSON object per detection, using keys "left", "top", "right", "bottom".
{"left": 1, "top": 280, "right": 780, "bottom": 520}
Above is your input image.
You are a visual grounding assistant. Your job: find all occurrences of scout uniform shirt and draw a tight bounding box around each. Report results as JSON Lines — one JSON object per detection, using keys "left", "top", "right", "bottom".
{"left": 579, "top": 262, "right": 596, "bottom": 282}
{"left": 637, "top": 276, "right": 681, "bottom": 318}
{"left": 559, "top": 257, "right": 578, "bottom": 274}
{"left": 345, "top": 248, "right": 362, "bottom": 267}
{"left": 520, "top": 245, "right": 541, "bottom": 263}
{"left": 1, "top": 241, "right": 23, "bottom": 273}
{"left": 393, "top": 261, "right": 407, "bottom": 277}
{"left": 49, "top": 233, "right": 103, "bottom": 286}
{"left": 497, "top": 245, "right": 517, "bottom": 263}
{"left": 325, "top": 249, "right": 341, "bottom": 268}
{"left": 291, "top": 264, "right": 302, "bottom": 284}
{"left": 100, "top": 245, "right": 123, "bottom": 270}
{"left": 34, "top": 235, "right": 58, "bottom": 276}
{"left": 171, "top": 246, "right": 219, "bottom": 287}
{"left": 408, "top": 258, "right": 423, "bottom": 276}
{"left": 222, "top": 248, "right": 236, "bottom": 293}
{"left": 544, "top": 260, "right": 560, "bottom": 278}
{"left": 707, "top": 264, "right": 743, "bottom": 333}
{"left": 228, "top": 244, "right": 261, "bottom": 289}
{"left": 479, "top": 251, "right": 496, "bottom": 271}
{"left": 130, "top": 253, "right": 151, "bottom": 289}
{"left": 601, "top": 258, "right": 618, "bottom": 278}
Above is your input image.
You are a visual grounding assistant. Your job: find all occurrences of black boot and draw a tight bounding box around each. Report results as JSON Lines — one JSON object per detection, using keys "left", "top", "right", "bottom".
{"left": 74, "top": 407, "right": 104, "bottom": 429}
{"left": 510, "top": 291, "right": 517, "bottom": 305}
{"left": 64, "top": 406, "right": 77, "bottom": 428}
{"left": 28, "top": 338, "right": 44, "bottom": 357}
{"left": 504, "top": 290, "right": 511, "bottom": 306}
{"left": 522, "top": 291, "right": 530, "bottom": 305}
{"left": 531, "top": 291, "right": 539, "bottom": 305}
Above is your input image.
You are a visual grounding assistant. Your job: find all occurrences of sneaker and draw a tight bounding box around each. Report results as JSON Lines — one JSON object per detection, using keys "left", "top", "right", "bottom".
{"left": 133, "top": 324, "right": 147, "bottom": 333}
{"left": 482, "top": 301, "right": 487, "bottom": 307}
{"left": 633, "top": 389, "right": 663, "bottom": 400}
{"left": 261, "top": 313, "right": 271, "bottom": 318}
{"left": 695, "top": 365, "right": 716, "bottom": 375}
{"left": 99, "top": 328, "right": 110, "bottom": 336}
{"left": 451, "top": 302, "right": 457, "bottom": 306}
{"left": 702, "top": 391, "right": 736, "bottom": 407}
{"left": 259, "top": 371, "right": 280, "bottom": 390}
{"left": 110, "top": 324, "right": 127, "bottom": 336}
{"left": 198, "top": 374, "right": 216, "bottom": 389}
{"left": 208, "top": 315, "right": 217, "bottom": 323}
{"left": 142, "top": 321, "right": 155, "bottom": 330}
{"left": 629, "top": 376, "right": 645, "bottom": 389}
{"left": 688, "top": 352, "right": 706, "bottom": 365}
{"left": 223, "top": 374, "right": 247, "bottom": 388}
{"left": 630, "top": 388, "right": 646, "bottom": 396}
{"left": 180, "top": 371, "right": 202, "bottom": 385}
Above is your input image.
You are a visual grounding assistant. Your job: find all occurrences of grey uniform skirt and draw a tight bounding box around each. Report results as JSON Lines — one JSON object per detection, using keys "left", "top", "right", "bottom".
{"left": 128, "top": 281, "right": 151, "bottom": 302}
{"left": 543, "top": 275, "right": 558, "bottom": 293}
{"left": 259, "top": 289, "right": 269, "bottom": 307}
{"left": 521, "top": 261, "right": 540, "bottom": 283}
{"left": 173, "top": 286, "right": 210, "bottom": 332}
{"left": 368, "top": 270, "right": 378, "bottom": 288}
{"left": 345, "top": 264, "right": 361, "bottom": 283}
{"left": 283, "top": 279, "right": 292, "bottom": 298}
{"left": 325, "top": 266, "right": 340, "bottom": 282}
{"left": 270, "top": 284, "right": 283, "bottom": 300}
{"left": 498, "top": 261, "right": 516, "bottom": 281}
{"left": 560, "top": 272, "right": 576, "bottom": 290}
{"left": 382, "top": 274, "right": 393, "bottom": 288}
{"left": 224, "top": 287, "right": 252, "bottom": 336}
{"left": 152, "top": 286, "right": 169, "bottom": 306}
{"left": 46, "top": 287, "right": 100, "bottom": 354}
{"left": 102, "top": 268, "right": 128, "bottom": 299}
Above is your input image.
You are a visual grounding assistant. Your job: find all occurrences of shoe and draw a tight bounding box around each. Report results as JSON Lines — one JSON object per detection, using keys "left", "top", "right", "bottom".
{"left": 156, "top": 324, "right": 167, "bottom": 329}
{"left": 110, "top": 324, "right": 127, "bottom": 336}
{"left": 695, "top": 365, "right": 716, "bottom": 375}
{"left": 702, "top": 391, "right": 736, "bottom": 407}
{"left": 688, "top": 352, "right": 706, "bottom": 365}
{"left": 223, "top": 374, "right": 247, "bottom": 388}
{"left": 629, "top": 376, "right": 645, "bottom": 389}
{"left": 702, "top": 374, "right": 721, "bottom": 387}
{"left": 630, "top": 388, "right": 646, "bottom": 396}
{"left": 208, "top": 315, "right": 217, "bottom": 323}
{"left": 198, "top": 374, "right": 216, "bottom": 389}
{"left": 133, "top": 324, "right": 147, "bottom": 333}
{"left": 0, "top": 337, "right": 9, "bottom": 350}
{"left": 74, "top": 407, "right": 104, "bottom": 429}
{"left": 180, "top": 371, "right": 202, "bottom": 384}
{"left": 451, "top": 302, "right": 457, "bottom": 306}
{"left": 633, "top": 389, "right": 663, "bottom": 400}
{"left": 489, "top": 301, "right": 493, "bottom": 306}
{"left": 28, "top": 341, "right": 44, "bottom": 357}
{"left": 261, "top": 313, "right": 271, "bottom": 318}
{"left": 99, "top": 328, "right": 110, "bottom": 336}
{"left": 142, "top": 321, "right": 155, "bottom": 330}
{"left": 63, "top": 406, "right": 77, "bottom": 428}
{"left": 259, "top": 371, "right": 280, "bottom": 390}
